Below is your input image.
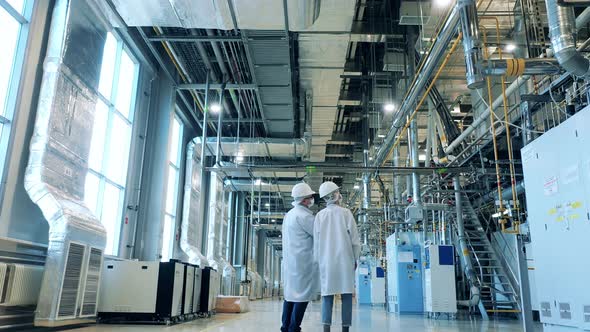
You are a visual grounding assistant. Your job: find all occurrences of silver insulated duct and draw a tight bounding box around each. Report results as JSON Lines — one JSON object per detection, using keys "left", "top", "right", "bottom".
{"left": 546, "top": 0, "right": 590, "bottom": 77}
{"left": 25, "top": 0, "right": 107, "bottom": 326}
{"left": 180, "top": 141, "right": 209, "bottom": 267}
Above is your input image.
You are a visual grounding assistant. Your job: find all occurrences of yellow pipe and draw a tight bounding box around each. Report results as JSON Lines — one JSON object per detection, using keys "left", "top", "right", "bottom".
{"left": 480, "top": 18, "right": 521, "bottom": 233}
{"left": 481, "top": 26, "right": 507, "bottom": 232}
{"left": 380, "top": 33, "right": 464, "bottom": 166}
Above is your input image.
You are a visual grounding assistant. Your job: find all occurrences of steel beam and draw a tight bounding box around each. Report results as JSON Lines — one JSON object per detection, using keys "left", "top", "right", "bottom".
{"left": 147, "top": 35, "right": 242, "bottom": 42}
{"left": 178, "top": 83, "right": 257, "bottom": 90}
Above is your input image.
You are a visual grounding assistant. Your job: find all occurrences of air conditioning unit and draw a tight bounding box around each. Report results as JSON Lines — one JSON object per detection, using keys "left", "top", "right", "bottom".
{"left": 399, "top": 1, "right": 431, "bottom": 25}
{"left": 0, "top": 263, "right": 43, "bottom": 306}
{"left": 34, "top": 241, "right": 104, "bottom": 327}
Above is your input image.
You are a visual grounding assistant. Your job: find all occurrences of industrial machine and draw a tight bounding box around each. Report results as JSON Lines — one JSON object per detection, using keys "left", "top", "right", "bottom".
{"left": 424, "top": 244, "right": 457, "bottom": 315}
{"left": 521, "top": 106, "right": 590, "bottom": 331}
{"left": 192, "top": 266, "right": 202, "bottom": 314}
{"left": 356, "top": 258, "right": 385, "bottom": 306}
{"left": 200, "top": 267, "right": 219, "bottom": 316}
{"left": 98, "top": 259, "right": 192, "bottom": 324}
{"left": 182, "top": 264, "right": 196, "bottom": 317}
{"left": 386, "top": 233, "right": 424, "bottom": 314}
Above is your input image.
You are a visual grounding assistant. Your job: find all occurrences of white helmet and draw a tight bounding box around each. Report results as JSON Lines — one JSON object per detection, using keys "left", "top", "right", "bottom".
{"left": 319, "top": 181, "right": 339, "bottom": 198}
{"left": 291, "top": 183, "right": 315, "bottom": 199}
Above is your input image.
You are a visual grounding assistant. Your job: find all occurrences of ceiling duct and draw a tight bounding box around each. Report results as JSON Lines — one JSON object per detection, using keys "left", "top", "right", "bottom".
{"left": 109, "top": 0, "right": 321, "bottom": 31}
{"left": 193, "top": 137, "right": 306, "bottom": 159}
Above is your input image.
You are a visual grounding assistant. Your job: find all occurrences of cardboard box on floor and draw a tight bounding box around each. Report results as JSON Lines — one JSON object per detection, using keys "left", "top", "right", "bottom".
{"left": 216, "top": 296, "right": 250, "bottom": 313}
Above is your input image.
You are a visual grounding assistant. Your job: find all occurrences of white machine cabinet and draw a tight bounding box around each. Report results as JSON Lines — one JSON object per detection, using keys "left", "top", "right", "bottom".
{"left": 521, "top": 106, "right": 590, "bottom": 331}
{"left": 424, "top": 245, "right": 457, "bottom": 314}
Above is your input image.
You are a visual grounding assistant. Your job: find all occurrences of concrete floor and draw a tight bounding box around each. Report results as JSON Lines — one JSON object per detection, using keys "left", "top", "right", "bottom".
{"left": 70, "top": 300, "right": 536, "bottom": 332}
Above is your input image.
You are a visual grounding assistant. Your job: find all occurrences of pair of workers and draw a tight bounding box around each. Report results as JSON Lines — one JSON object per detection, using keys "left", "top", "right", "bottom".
{"left": 281, "top": 181, "right": 361, "bottom": 332}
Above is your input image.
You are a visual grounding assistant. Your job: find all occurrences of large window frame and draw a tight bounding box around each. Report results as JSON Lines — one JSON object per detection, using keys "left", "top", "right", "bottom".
{"left": 161, "top": 112, "right": 184, "bottom": 262}
{"left": 0, "top": 0, "right": 34, "bottom": 195}
{"left": 85, "top": 31, "right": 140, "bottom": 256}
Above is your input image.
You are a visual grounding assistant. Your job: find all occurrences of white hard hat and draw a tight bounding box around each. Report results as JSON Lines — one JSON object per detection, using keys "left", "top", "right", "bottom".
{"left": 319, "top": 181, "right": 339, "bottom": 198}
{"left": 291, "top": 183, "right": 315, "bottom": 199}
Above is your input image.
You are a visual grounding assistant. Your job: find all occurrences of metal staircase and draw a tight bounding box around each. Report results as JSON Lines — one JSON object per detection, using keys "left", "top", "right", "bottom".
{"left": 455, "top": 193, "right": 521, "bottom": 316}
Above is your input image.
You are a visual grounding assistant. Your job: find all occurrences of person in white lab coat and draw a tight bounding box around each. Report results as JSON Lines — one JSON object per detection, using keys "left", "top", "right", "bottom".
{"left": 314, "top": 181, "right": 360, "bottom": 332}
{"left": 281, "top": 182, "right": 317, "bottom": 332}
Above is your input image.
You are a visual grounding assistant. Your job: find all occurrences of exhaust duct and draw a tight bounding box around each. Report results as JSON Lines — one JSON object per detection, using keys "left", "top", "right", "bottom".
{"left": 25, "top": 0, "right": 107, "bottom": 326}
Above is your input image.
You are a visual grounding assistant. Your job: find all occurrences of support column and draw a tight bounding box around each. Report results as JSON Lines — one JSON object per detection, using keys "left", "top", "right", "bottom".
{"left": 517, "top": 235, "right": 534, "bottom": 331}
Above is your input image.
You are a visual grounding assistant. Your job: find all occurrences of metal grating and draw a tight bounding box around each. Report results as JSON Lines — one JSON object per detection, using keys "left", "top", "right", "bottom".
{"left": 2, "top": 264, "right": 43, "bottom": 306}
{"left": 559, "top": 302, "right": 572, "bottom": 320}
{"left": 80, "top": 248, "right": 102, "bottom": 317}
{"left": 58, "top": 243, "right": 85, "bottom": 318}
{"left": 541, "top": 301, "right": 552, "bottom": 317}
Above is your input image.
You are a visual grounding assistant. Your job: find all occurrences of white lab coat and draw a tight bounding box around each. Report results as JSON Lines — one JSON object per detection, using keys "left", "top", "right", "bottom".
{"left": 314, "top": 203, "right": 361, "bottom": 296}
{"left": 282, "top": 203, "right": 318, "bottom": 302}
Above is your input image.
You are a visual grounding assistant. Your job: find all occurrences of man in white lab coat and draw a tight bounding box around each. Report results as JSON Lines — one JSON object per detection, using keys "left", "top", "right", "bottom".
{"left": 281, "top": 182, "right": 317, "bottom": 332}
{"left": 314, "top": 181, "right": 361, "bottom": 332}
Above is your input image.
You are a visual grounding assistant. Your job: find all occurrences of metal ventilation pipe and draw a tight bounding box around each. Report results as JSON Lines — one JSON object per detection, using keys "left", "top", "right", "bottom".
{"left": 459, "top": 0, "right": 485, "bottom": 89}
{"left": 480, "top": 58, "right": 563, "bottom": 76}
{"left": 453, "top": 177, "right": 481, "bottom": 308}
{"left": 546, "top": 0, "right": 590, "bottom": 77}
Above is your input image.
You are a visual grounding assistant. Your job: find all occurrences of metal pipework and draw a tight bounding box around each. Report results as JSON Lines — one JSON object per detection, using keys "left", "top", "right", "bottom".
{"left": 459, "top": 0, "right": 485, "bottom": 89}
{"left": 546, "top": 0, "right": 590, "bottom": 77}
{"left": 410, "top": 119, "right": 421, "bottom": 206}
{"left": 481, "top": 58, "right": 563, "bottom": 76}
{"left": 453, "top": 177, "right": 481, "bottom": 308}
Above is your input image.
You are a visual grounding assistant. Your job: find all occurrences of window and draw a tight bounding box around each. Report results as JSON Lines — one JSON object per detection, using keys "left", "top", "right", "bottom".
{"left": 85, "top": 32, "right": 139, "bottom": 256}
{"left": 161, "top": 114, "right": 184, "bottom": 262}
{"left": 0, "top": 0, "right": 33, "bottom": 187}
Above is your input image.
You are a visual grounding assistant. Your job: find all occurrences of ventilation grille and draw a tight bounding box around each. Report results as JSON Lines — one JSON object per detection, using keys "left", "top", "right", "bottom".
{"left": 541, "top": 302, "right": 552, "bottom": 318}
{"left": 2, "top": 264, "right": 43, "bottom": 305}
{"left": 80, "top": 248, "right": 102, "bottom": 316}
{"left": 559, "top": 302, "right": 572, "bottom": 320}
{"left": 57, "top": 243, "right": 85, "bottom": 318}
{"left": 0, "top": 263, "right": 8, "bottom": 302}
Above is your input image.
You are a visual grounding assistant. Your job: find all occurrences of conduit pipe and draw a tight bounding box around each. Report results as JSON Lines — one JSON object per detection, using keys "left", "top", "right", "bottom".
{"left": 480, "top": 58, "right": 563, "bottom": 76}
{"left": 546, "top": 0, "right": 590, "bottom": 77}
{"left": 453, "top": 177, "right": 481, "bottom": 308}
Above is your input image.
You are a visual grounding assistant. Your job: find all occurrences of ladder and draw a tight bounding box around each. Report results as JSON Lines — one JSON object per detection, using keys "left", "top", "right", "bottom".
{"left": 455, "top": 194, "right": 521, "bottom": 316}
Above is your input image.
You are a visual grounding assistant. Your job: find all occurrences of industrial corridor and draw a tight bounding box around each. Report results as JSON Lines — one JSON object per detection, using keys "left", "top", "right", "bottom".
{"left": 0, "top": 0, "right": 588, "bottom": 331}
{"left": 68, "top": 300, "right": 530, "bottom": 332}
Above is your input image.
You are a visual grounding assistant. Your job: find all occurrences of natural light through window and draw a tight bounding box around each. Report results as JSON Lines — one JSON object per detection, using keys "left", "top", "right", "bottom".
{"left": 85, "top": 31, "right": 139, "bottom": 256}
{"left": 161, "top": 114, "right": 184, "bottom": 262}
{"left": 0, "top": 0, "right": 32, "bottom": 192}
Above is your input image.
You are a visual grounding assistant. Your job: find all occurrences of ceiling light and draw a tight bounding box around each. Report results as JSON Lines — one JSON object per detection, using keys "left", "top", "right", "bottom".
{"left": 254, "top": 179, "right": 262, "bottom": 186}
{"left": 271, "top": 219, "right": 276, "bottom": 223}
{"left": 369, "top": 157, "right": 373, "bottom": 161}
{"left": 384, "top": 103, "right": 396, "bottom": 112}
{"left": 378, "top": 134, "right": 386, "bottom": 138}
{"left": 505, "top": 43, "right": 517, "bottom": 52}
{"left": 354, "top": 185, "right": 360, "bottom": 189}
{"left": 210, "top": 103, "right": 222, "bottom": 113}
{"left": 435, "top": 0, "right": 452, "bottom": 6}
{"left": 236, "top": 155, "right": 244, "bottom": 162}
{"left": 265, "top": 203, "right": 270, "bottom": 207}
{"left": 452, "top": 106, "right": 461, "bottom": 113}
{"left": 419, "top": 154, "right": 426, "bottom": 161}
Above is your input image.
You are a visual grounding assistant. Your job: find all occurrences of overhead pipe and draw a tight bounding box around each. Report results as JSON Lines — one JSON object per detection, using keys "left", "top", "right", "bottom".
{"left": 373, "top": 6, "right": 461, "bottom": 169}
{"left": 546, "top": 0, "right": 590, "bottom": 77}
{"left": 480, "top": 58, "right": 563, "bottom": 76}
{"left": 445, "top": 8, "right": 590, "bottom": 155}
{"left": 453, "top": 177, "right": 481, "bottom": 308}
{"left": 458, "top": 0, "right": 485, "bottom": 89}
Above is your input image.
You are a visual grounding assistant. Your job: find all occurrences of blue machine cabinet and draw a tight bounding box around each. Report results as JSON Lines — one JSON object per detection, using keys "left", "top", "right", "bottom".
{"left": 356, "top": 260, "right": 372, "bottom": 305}
{"left": 396, "top": 245, "right": 423, "bottom": 313}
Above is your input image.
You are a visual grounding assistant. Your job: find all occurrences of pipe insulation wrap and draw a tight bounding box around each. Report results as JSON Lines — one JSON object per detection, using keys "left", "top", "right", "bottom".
{"left": 546, "top": 0, "right": 590, "bottom": 77}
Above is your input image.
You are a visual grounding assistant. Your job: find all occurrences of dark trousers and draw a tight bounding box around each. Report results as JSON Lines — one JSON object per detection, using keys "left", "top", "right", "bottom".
{"left": 281, "top": 300, "right": 309, "bottom": 332}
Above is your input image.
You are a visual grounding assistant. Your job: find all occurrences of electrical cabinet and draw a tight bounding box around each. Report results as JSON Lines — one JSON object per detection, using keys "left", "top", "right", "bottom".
{"left": 98, "top": 260, "right": 198, "bottom": 324}
{"left": 396, "top": 245, "right": 423, "bottom": 314}
{"left": 386, "top": 234, "right": 397, "bottom": 313}
{"left": 200, "top": 267, "right": 219, "bottom": 314}
{"left": 424, "top": 245, "right": 457, "bottom": 314}
{"left": 356, "top": 258, "right": 386, "bottom": 306}
{"left": 521, "top": 106, "right": 590, "bottom": 331}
